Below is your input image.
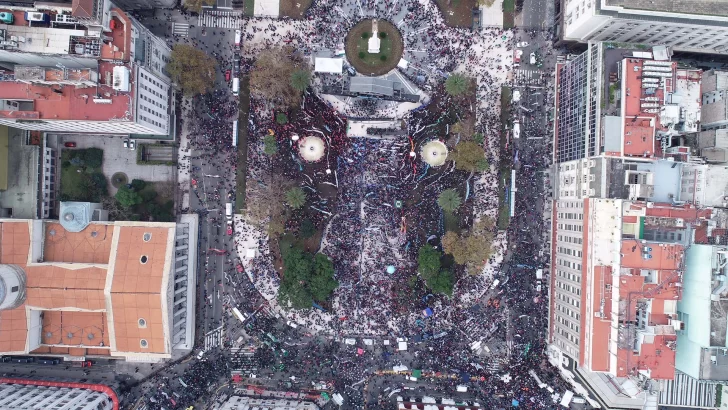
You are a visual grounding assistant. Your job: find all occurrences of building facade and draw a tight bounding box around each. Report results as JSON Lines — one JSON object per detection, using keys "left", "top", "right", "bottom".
{"left": 219, "top": 396, "right": 320, "bottom": 410}
{"left": 0, "top": 1, "right": 173, "bottom": 135}
{"left": 0, "top": 378, "right": 118, "bottom": 410}
{"left": 557, "top": 0, "right": 728, "bottom": 54}
{"left": 554, "top": 43, "right": 702, "bottom": 165}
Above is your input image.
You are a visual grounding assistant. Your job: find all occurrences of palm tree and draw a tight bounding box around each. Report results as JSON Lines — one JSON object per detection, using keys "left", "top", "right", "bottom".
{"left": 445, "top": 74, "right": 470, "bottom": 97}
{"left": 290, "top": 69, "right": 311, "bottom": 92}
{"left": 437, "top": 189, "right": 462, "bottom": 213}
{"left": 285, "top": 187, "right": 307, "bottom": 209}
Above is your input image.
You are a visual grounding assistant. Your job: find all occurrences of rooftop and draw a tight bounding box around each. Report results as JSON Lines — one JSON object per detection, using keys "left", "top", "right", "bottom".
{"left": 0, "top": 220, "right": 174, "bottom": 358}
{"left": 0, "top": 61, "right": 134, "bottom": 122}
{"left": 604, "top": 0, "right": 728, "bottom": 17}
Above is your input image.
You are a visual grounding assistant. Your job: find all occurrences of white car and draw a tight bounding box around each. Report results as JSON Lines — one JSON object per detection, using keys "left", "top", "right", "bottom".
{"left": 123, "top": 139, "right": 129, "bottom": 148}
{"left": 286, "top": 320, "right": 298, "bottom": 328}
{"left": 530, "top": 52, "right": 536, "bottom": 65}
{"left": 363, "top": 338, "right": 374, "bottom": 346}
{"left": 129, "top": 139, "right": 136, "bottom": 150}
{"left": 344, "top": 338, "right": 356, "bottom": 345}
{"left": 516, "top": 41, "right": 529, "bottom": 48}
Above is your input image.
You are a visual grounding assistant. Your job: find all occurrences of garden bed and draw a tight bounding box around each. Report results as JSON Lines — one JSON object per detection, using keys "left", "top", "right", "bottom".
{"left": 344, "top": 19, "right": 403, "bottom": 76}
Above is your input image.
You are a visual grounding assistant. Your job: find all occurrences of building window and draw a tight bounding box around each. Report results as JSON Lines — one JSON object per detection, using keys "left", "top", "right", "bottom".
{"left": 11, "top": 286, "right": 18, "bottom": 293}
{"left": 140, "top": 339, "right": 148, "bottom": 348}
{"left": 140, "top": 255, "right": 149, "bottom": 264}
{"left": 138, "top": 318, "right": 147, "bottom": 328}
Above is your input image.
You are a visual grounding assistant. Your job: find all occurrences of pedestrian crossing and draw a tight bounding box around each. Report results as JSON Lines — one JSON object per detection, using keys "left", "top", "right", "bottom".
{"left": 172, "top": 22, "right": 190, "bottom": 37}
{"left": 204, "top": 325, "right": 224, "bottom": 350}
{"left": 515, "top": 69, "right": 543, "bottom": 85}
{"left": 198, "top": 10, "right": 243, "bottom": 29}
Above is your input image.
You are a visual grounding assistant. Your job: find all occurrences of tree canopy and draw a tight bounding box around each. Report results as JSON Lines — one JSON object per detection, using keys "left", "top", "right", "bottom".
{"left": 445, "top": 74, "right": 472, "bottom": 97}
{"left": 115, "top": 185, "right": 143, "bottom": 208}
{"left": 167, "top": 44, "right": 216, "bottom": 96}
{"left": 250, "top": 47, "right": 310, "bottom": 109}
{"left": 285, "top": 187, "right": 307, "bottom": 209}
{"left": 442, "top": 219, "right": 494, "bottom": 268}
{"left": 437, "top": 189, "right": 462, "bottom": 213}
{"left": 183, "top": 0, "right": 215, "bottom": 13}
{"left": 417, "top": 245, "right": 453, "bottom": 296}
{"left": 290, "top": 69, "right": 312, "bottom": 92}
{"left": 452, "top": 141, "right": 488, "bottom": 172}
{"left": 278, "top": 249, "right": 338, "bottom": 309}
{"left": 263, "top": 134, "right": 278, "bottom": 156}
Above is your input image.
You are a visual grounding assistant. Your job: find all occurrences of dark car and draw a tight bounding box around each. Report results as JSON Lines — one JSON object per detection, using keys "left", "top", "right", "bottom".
{"left": 11, "top": 357, "right": 34, "bottom": 363}
{"left": 37, "top": 358, "right": 60, "bottom": 365}
{"left": 64, "top": 142, "right": 77, "bottom": 147}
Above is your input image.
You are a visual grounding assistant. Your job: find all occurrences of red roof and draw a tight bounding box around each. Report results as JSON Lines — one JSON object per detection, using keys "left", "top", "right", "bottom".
{"left": 72, "top": 0, "right": 95, "bottom": 19}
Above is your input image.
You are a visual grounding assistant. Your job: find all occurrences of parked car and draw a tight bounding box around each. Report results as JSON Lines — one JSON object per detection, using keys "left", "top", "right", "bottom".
{"left": 516, "top": 41, "right": 529, "bottom": 48}
{"left": 72, "top": 360, "right": 93, "bottom": 367}
{"left": 0, "top": 12, "right": 14, "bottom": 24}
{"left": 123, "top": 139, "right": 129, "bottom": 148}
{"left": 64, "top": 141, "right": 77, "bottom": 147}
{"left": 129, "top": 139, "right": 136, "bottom": 150}
{"left": 225, "top": 70, "right": 231, "bottom": 82}
{"left": 37, "top": 358, "right": 60, "bottom": 365}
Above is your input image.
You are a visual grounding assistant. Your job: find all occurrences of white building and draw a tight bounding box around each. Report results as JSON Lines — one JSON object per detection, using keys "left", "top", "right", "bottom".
{"left": 0, "top": 2, "right": 173, "bottom": 136}
{"left": 558, "top": 0, "right": 728, "bottom": 54}
{"left": 218, "top": 396, "right": 320, "bottom": 410}
{"left": 0, "top": 379, "right": 118, "bottom": 410}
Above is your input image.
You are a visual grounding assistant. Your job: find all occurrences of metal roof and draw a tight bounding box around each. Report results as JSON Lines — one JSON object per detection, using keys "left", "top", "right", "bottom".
{"left": 349, "top": 77, "right": 395, "bottom": 97}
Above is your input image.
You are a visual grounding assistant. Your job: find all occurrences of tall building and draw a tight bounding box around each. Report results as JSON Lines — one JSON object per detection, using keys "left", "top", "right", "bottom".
{"left": 557, "top": 0, "right": 728, "bottom": 54}
{"left": 554, "top": 42, "right": 702, "bottom": 165}
{"left": 0, "top": 378, "right": 119, "bottom": 410}
{"left": 0, "top": 207, "right": 198, "bottom": 361}
{"left": 0, "top": 0, "right": 174, "bottom": 136}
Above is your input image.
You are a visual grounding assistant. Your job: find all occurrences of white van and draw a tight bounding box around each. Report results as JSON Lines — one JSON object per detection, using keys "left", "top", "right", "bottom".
{"left": 234, "top": 29, "right": 241, "bottom": 48}
{"left": 232, "top": 77, "right": 239, "bottom": 96}
{"left": 225, "top": 202, "right": 233, "bottom": 222}
{"left": 513, "top": 120, "right": 521, "bottom": 139}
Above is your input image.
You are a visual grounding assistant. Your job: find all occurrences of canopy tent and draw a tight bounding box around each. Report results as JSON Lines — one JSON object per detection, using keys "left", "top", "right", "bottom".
{"left": 314, "top": 57, "right": 344, "bottom": 74}
{"left": 298, "top": 136, "right": 326, "bottom": 162}
{"left": 420, "top": 140, "right": 449, "bottom": 166}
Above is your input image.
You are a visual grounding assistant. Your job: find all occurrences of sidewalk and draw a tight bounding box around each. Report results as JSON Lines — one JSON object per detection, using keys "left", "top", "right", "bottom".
{"left": 177, "top": 99, "right": 193, "bottom": 212}
{"left": 480, "top": 0, "right": 504, "bottom": 28}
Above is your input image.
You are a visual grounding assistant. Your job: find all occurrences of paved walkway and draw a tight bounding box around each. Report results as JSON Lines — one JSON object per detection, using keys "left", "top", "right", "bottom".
{"left": 254, "top": 0, "right": 280, "bottom": 17}
{"left": 481, "top": 0, "right": 504, "bottom": 28}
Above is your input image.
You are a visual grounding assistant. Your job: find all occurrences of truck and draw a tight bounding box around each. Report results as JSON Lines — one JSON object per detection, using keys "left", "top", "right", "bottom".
{"left": 234, "top": 29, "right": 241, "bottom": 48}
{"left": 232, "top": 77, "right": 239, "bottom": 96}
{"left": 513, "top": 120, "right": 521, "bottom": 139}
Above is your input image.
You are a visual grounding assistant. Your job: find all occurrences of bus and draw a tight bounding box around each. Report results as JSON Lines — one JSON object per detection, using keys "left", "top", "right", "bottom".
{"left": 232, "top": 120, "right": 238, "bottom": 147}
{"left": 234, "top": 29, "right": 241, "bottom": 48}
{"left": 232, "top": 77, "right": 239, "bottom": 96}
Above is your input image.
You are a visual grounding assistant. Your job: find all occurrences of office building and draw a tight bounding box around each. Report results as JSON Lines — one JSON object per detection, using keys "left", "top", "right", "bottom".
{"left": 554, "top": 43, "right": 701, "bottom": 164}
{"left": 0, "top": 207, "right": 198, "bottom": 361}
{"left": 0, "top": 1, "right": 173, "bottom": 135}
{"left": 557, "top": 0, "right": 728, "bottom": 54}
{"left": 0, "top": 378, "right": 119, "bottom": 410}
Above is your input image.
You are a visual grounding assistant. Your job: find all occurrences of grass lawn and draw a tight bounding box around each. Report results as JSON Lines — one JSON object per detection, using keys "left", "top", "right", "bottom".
{"left": 434, "top": 0, "right": 478, "bottom": 28}
{"left": 279, "top": 0, "right": 313, "bottom": 18}
{"left": 236, "top": 76, "right": 251, "bottom": 212}
{"left": 502, "top": 0, "right": 515, "bottom": 28}
{"left": 243, "top": 0, "right": 254, "bottom": 15}
{"left": 60, "top": 149, "right": 108, "bottom": 203}
{"left": 345, "top": 19, "right": 403, "bottom": 76}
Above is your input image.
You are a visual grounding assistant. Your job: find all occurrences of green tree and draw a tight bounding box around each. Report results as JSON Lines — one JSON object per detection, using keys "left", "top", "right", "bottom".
{"left": 309, "top": 253, "right": 338, "bottom": 302}
{"left": 167, "top": 44, "right": 216, "bottom": 96}
{"left": 84, "top": 148, "right": 103, "bottom": 168}
{"left": 418, "top": 245, "right": 441, "bottom": 278}
{"left": 437, "top": 189, "right": 462, "bottom": 213}
{"left": 115, "top": 185, "right": 143, "bottom": 208}
{"left": 282, "top": 247, "right": 313, "bottom": 282}
{"left": 299, "top": 219, "right": 316, "bottom": 239}
{"left": 428, "top": 269, "right": 454, "bottom": 296}
{"left": 263, "top": 134, "right": 278, "bottom": 156}
{"left": 278, "top": 275, "right": 313, "bottom": 309}
{"left": 183, "top": 0, "right": 215, "bottom": 13}
{"left": 452, "top": 141, "right": 488, "bottom": 172}
{"left": 445, "top": 74, "right": 472, "bottom": 97}
{"left": 130, "top": 179, "right": 147, "bottom": 191}
{"left": 285, "top": 187, "right": 307, "bottom": 209}
{"left": 290, "top": 69, "right": 311, "bottom": 92}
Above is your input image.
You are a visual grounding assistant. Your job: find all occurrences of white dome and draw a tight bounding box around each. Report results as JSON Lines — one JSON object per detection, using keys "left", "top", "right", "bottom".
{"left": 420, "top": 140, "right": 449, "bottom": 167}
{"left": 0, "top": 265, "right": 26, "bottom": 311}
{"left": 298, "top": 136, "right": 326, "bottom": 162}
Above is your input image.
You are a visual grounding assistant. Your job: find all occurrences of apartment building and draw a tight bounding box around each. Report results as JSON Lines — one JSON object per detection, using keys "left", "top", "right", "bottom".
{"left": 0, "top": 0, "right": 173, "bottom": 135}
{"left": 557, "top": 0, "right": 728, "bottom": 54}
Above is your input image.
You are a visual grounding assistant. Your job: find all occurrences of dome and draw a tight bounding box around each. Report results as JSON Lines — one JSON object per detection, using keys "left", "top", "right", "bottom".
{"left": 298, "top": 136, "right": 326, "bottom": 162}
{"left": 420, "top": 140, "right": 449, "bottom": 167}
{"left": 0, "top": 264, "right": 26, "bottom": 311}
{"left": 63, "top": 212, "right": 75, "bottom": 222}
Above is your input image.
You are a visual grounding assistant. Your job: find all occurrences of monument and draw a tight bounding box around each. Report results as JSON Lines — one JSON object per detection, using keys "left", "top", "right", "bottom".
{"left": 368, "top": 19, "right": 381, "bottom": 53}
